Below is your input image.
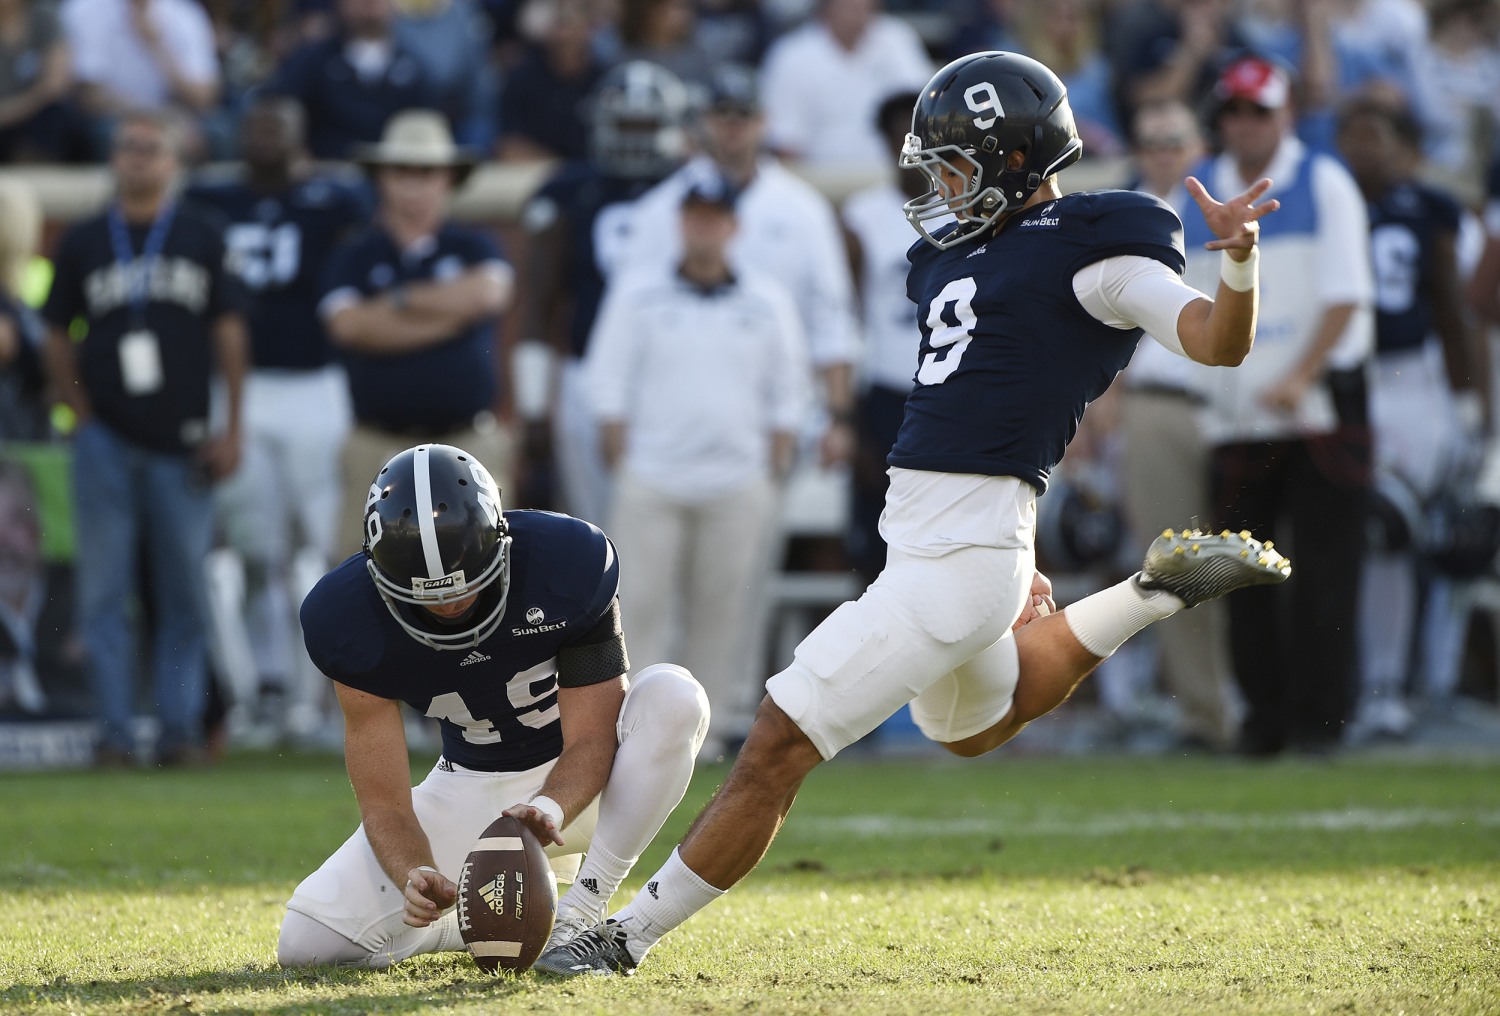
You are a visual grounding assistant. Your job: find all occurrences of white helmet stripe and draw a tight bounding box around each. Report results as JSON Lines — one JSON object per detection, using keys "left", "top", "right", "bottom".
{"left": 412, "top": 446, "right": 444, "bottom": 579}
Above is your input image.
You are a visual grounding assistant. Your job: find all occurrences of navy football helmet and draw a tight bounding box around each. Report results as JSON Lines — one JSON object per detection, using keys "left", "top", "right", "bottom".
{"left": 363, "top": 444, "right": 512, "bottom": 650}
{"left": 588, "top": 60, "right": 692, "bottom": 179}
{"left": 902, "top": 51, "right": 1083, "bottom": 249}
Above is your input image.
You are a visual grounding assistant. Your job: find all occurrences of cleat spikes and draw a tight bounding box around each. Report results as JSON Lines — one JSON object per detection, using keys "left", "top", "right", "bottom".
{"left": 1137, "top": 525, "right": 1291, "bottom": 607}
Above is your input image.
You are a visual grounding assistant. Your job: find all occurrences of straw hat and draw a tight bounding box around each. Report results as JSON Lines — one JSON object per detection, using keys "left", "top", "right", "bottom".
{"left": 353, "top": 110, "right": 479, "bottom": 185}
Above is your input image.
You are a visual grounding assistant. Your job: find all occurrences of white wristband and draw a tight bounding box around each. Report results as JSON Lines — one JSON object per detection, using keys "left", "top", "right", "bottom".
{"left": 511, "top": 339, "right": 555, "bottom": 421}
{"left": 1220, "top": 247, "right": 1258, "bottom": 293}
{"left": 528, "top": 794, "right": 565, "bottom": 829}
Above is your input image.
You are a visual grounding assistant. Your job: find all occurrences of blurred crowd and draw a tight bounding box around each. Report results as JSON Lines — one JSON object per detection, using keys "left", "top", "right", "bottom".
{"left": 2, "top": 0, "right": 1500, "bottom": 767}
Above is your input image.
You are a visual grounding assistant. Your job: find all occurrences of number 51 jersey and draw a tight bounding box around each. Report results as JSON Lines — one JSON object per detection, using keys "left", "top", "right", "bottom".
{"left": 300, "top": 510, "right": 621, "bottom": 772}
{"left": 888, "top": 189, "right": 1186, "bottom": 494}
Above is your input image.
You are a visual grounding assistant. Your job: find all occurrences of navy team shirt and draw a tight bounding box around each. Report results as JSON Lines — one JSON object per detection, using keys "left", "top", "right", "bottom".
{"left": 889, "top": 190, "right": 1185, "bottom": 493}
{"left": 1364, "top": 180, "right": 1462, "bottom": 355}
{"left": 320, "top": 223, "right": 505, "bottom": 432}
{"left": 266, "top": 36, "right": 437, "bottom": 160}
{"left": 526, "top": 163, "right": 659, "bottom": 358}
{"left": 40, "top": 203, "right": 248, "bottom": 454}
{"left": 185, "top": 175, "right": 370, "bottom": 370}
{"left": 301, "top": 511, "right": 619, "bottom": 772}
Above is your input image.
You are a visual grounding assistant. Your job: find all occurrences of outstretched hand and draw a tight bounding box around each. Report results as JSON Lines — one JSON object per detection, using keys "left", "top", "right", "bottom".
{"left": 1185, "top": 176, "right": 1280, "bottom": 260}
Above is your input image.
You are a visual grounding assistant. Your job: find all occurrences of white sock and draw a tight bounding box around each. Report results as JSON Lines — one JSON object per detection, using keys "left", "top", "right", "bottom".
{"left": 559, "top": 840, "right": 633, "bottom": 924}
{"left": 611, "top": 847, "right": 724, "bottom": 959}
{"left": 1063, "top": 575, "right": 1183, "bottom": 658}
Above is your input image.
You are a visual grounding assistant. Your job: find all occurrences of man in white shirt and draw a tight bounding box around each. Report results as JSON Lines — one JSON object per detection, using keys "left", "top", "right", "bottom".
{"left": 758, "top": 0, "right": 932, "bottom": 172}
{"left": 618, "top": 65, "right": 860, "bottom": 467}
{"left": 61, "top": 0, "right": 219, "bottom": 121}
{"left": 1184, "top": 55, "right": 1375, "bottom": 757}
{"left": 586, "top": 177, "right": 813, "bottom": 760}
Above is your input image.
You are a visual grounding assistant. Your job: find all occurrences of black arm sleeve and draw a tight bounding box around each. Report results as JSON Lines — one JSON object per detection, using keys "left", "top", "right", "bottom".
{"left": 556, "top": 598, "right": 629, "bottom": 688}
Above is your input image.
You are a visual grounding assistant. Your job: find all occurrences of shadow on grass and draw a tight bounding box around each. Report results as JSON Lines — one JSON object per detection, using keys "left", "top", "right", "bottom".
{"left": 0, "top": 956, "right": 568, "bottom": 1014}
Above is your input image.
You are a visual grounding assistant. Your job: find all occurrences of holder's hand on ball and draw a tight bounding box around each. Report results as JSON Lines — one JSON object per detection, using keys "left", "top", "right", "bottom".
{"left": 502, "top": 800, "right": 565, "bottom": 847}
{"left": 403, "top": 865, "right": 457, "bottom": 927}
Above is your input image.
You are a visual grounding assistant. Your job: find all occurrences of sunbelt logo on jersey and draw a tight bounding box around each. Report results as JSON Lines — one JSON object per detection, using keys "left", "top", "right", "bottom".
{"left": 412, "top": 571, "right": 467, "bottom": 595}
{"left": 1019, "top": 202, "right": 1061, "bottom": 230}
{"left": 514, "top": 605, "right": 567, "bottom": 636}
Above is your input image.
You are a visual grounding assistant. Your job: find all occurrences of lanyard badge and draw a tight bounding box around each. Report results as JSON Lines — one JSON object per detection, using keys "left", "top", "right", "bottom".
{"left": 107, "top": 203, "right": 176, "bottom": 396}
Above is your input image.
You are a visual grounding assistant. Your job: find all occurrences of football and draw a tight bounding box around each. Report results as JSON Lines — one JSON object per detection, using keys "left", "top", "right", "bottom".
{"left": 456, "top": 816, "right": 558, "bottom": 971}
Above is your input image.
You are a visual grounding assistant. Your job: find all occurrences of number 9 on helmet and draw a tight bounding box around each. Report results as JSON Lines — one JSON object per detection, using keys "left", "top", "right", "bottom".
{"left": 363, "top": 443, "right": 513, "bottom": 651}
{"left": 902, "top": 50, "right": 1083, "bottom": 249}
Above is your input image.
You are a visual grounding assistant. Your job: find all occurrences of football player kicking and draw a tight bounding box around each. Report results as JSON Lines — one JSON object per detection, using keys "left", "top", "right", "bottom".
{"left": 541, "top": 50, "right": 1290, "bottom": 977}
{"left": 276, "top": 443, "right": 709, "bottom": 968}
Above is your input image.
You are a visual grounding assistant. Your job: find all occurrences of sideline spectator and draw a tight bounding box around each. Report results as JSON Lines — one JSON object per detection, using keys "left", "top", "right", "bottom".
{"left": 0, "top": 457, "right": 88, "bottom": 720}
{"left": 598, "top": 0, "right": 717, "bottom": 91}
{"left": 1118, "top": 99, "right": 1238, "bottom": 752}
{"left": 839, "top": 90, "right": 921, "bottom": 583}
{"left": 1470, "top": 156, "right": 1500, "bottom": 328}
{"left": 0, "top": 460, "right": 50, "bottom": 716}
{"left": 515, "top": 60, "right": 692, "bottom": 523}
{"left": 758, "top": 0, "right": 931, "bottom": 171}
{"left": 0, "top": 0, "right": 79, "bottom": 163}
{"left": 41, "top": 109, "right": 250, "bottom": 768}
{"left": 1338, "top": 98, "right": 1488, "bottom": 740}
{"left": 0, "top": 177, "right": 48, "bottom": 441}
{"left": 319, "top": 110, "right": 514, "bottom": 560}
{"left": 618, "top": 65, "right": 861, "bottom": 468}
{"left": 1411, "top": 0, "right": 1500, "bottom": 189}
{"left": 60, "top": 0, "right": 220, "bottom": 147}
{"left": 586, "top": 177, "right": 812, "bottom": 759}
{"left": 942, "top": 0, "right": 1024, "bottom": 60}
{"left": 394, "top": 0, "right": 497, "bottom": 149}
{"left": 1112, "top": 0, "right": 1249, "bottom": 119}
{"left": 186, "top": 96, "right": 370, "bottom": 741}
{"left": 1014, "top": 0, "right": 1123, "bottom": 157}
{"left": 494, "top": 0, "right": 603, "bottom": 163}
{"left": 1185, "top": 56, "right": 1374, "bottom": 756}
{"left": 266, "top": 0, "right": 437, "bottom": 160}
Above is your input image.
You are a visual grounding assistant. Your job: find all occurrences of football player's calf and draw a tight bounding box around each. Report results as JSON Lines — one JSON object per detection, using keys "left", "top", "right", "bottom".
{"left": 540, "top": 664, "right": 710, "bottom": 952}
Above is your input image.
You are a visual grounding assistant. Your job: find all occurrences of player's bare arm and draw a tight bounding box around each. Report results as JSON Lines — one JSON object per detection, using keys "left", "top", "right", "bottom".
{"left": 1173, "top": 176, "right": 1279, "bottom": 367}
{"left": 503, "top": 676, "right": 626, "bottom": 847}
{"left": 333, "top": 681, "right": 453, "bottom": 927}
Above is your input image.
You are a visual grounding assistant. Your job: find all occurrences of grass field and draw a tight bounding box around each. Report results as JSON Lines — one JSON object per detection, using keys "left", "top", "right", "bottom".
{"left": 3, "top": 748, "right": 1498, "bottom": 1015}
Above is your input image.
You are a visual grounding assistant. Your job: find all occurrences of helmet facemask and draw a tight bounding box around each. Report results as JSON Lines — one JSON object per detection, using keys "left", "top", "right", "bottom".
{"left": 900, "top": 134, "right": 1009, "bottom": 249}
{"left": 366, "top": 532, "right": 512, "bottom": 651}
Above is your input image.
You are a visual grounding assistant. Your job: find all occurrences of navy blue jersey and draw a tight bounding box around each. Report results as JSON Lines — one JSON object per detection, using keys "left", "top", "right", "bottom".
{"left": 1366, "top": 181, "right": 1463, "bottom": 355}
{"left": 185, "top": 175, "right": 370, "bottom": 370}
{"left": 320, "top": 223, "right": 505, "bottom": 431}
{"left": 301, "top": 510, "right": 620, "bottom": 772}
{"left": 40, "top": 203, "right": 249, "bottom": 453}
{"left": 528, "top": 162, "right": 658, "bottom": 358}
{"left": 889, "top": 190, "right": 1185, "bottom": 493}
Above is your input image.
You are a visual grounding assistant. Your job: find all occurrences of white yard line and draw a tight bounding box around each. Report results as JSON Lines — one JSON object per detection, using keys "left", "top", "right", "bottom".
{"left": 801, "top": 807, "right": 1500, "bottom": 839}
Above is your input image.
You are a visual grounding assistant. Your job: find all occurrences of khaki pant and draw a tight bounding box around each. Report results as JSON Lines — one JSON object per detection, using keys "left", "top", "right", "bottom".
{"left": 607, "top": 470, "right": 779, "bottom": 746}
{"left": 1121, "top": 390, "right": 1237, "bottom": 749}
{"left": 337, "top": 416, "right": 515, "bottom": 562}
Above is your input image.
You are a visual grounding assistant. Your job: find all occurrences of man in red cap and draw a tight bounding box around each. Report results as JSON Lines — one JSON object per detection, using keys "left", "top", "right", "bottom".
{"left": 1181, "top": 54, "right": 1375, "bottom": 757}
